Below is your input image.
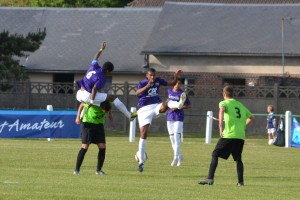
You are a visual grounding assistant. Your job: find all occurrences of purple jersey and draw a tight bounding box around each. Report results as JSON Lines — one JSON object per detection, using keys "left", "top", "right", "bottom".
{"left": 167, "top": 89, "right": 190, "bottom": 122}
{"left": 77, "top": 60, "right": 106, "bottom": 93}
{"left": 137, "top": 77, "right": 168, "bottom": 108}
{"left": 267, "top": 113, "right": 276, "bottom": 129}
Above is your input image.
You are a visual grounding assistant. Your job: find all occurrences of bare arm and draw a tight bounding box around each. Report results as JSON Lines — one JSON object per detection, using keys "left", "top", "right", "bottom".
{"left": 246, "top": 116, "right": 255, "bottom": 127}
{"left": 135, "top": 81, "right": 152, "bottom": 95}
{"left": 219, "top": 106, "right": 225, "bottom": 137}
{"left": 75, "top": 103, "right": 84, "bottom": 125}
{"left": 167, "top": 70, "right": 182, "bottom": 86}
{"left": 93, "top": 42, "right": 106, "bottom": 60}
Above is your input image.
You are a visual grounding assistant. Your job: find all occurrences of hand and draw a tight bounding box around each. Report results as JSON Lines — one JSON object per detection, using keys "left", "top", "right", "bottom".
{"left": 174, "top": 70, "right": 182, "bottom": 77}
{"left": 100, "top": 42, "right": 106, "bottom": 50}
{"left": 75, "top": 118, "right": 81, "bottom": 125}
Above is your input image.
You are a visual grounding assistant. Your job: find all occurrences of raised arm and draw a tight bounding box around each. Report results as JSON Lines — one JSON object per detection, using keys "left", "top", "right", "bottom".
{"left": 167, "top": 70, "right": 182, "bottom": 86}
{"left": 93, "top": 42, "right": 106, "bottom": 60}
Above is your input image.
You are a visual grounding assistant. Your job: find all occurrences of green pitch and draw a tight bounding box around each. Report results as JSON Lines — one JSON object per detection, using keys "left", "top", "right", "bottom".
{"left": 0, "top": 133, "right": 299, "bottom": 200}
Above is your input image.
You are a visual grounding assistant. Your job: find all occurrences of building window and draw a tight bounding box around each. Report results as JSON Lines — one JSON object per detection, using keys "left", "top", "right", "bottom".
{"left": 53, "top": 73, "right": 74, "bottom": 94}
{"left": 181, "top": 77, "right": 195, "bottom": 96}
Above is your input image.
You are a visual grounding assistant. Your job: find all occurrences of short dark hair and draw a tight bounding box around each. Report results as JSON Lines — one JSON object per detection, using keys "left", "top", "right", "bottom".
{"left": 103, "top": 61, "right": 114, "bottom": 72}
{"left": 223, "top": 85, "right": 233, "bottom": 98}
{"left": 100, "top": 100, "right": 112, "bottom": 112}
{"left": 147, "top": 68, "right": 156, "bottom": 73}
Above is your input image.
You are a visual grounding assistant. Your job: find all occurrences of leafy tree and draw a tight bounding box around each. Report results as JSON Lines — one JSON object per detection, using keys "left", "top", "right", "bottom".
{"left": 0, "top": 28, "right": 46, "bottom": 87}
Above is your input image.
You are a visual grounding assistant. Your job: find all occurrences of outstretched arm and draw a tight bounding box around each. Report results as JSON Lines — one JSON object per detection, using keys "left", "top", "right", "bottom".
{"left": 93, "top": 42, "right": 106, "bottom": 60}
{"left": 167, "top": 70, "right": 182, "bottom": 86}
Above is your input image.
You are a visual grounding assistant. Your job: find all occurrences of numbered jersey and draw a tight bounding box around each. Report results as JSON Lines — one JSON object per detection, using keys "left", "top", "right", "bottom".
{"left": 136, "top": 77, "right": 168, "bottom": 108}
{"left": 76, "top": 60, "right": 106, "bottom": 93}
{"left": 219, "top": 98, "right": 252, "bottom": 140}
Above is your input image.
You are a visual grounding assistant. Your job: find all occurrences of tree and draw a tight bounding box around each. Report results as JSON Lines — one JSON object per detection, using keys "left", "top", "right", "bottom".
{"left": 29, "top": 0, "right": 131, "bottom": 7}
{"left": 0, "top": 28, "right": 46, "bottom": 88}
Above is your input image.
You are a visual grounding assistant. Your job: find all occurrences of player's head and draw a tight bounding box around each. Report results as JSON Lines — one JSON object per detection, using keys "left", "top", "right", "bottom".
{"left": 100, "top": 100, "right": 112, "bottom": 112}
{"left": 173, "top": 79, "right": 182, "bottom": 90}
{"left": 103, "top": 61, "right": 114, "bottom": 74}
{"left": 146, "top": 68, "right": 156, "bottom": 81}
{"left": 267, "top": 105, "right": 274, "bottom": 112}
{"left": 223, "top": 85, "right": 233, "bottom": 98}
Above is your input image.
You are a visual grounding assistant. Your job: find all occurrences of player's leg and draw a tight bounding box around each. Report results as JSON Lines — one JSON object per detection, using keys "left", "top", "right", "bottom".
{"left": 232, "top": 139, "right": 245, "bottom": 186}
{"left": 74, "top": 143, "right": 89, "bottom": 174}
{"left": 167, "top": 121, "right": 176, "bottom": 166}
{"left": 74, "top": 123, "right": 91, "bottom": 174}
{"left": 137, "top": 125, "right": 149, "bottom": 172}
{"left": 174, "top": 121, "right": 184, "bottom": 166}
{"left": 105, "top": 95, "right": 137, "bottom": 120}
{"left": 96, "top": 143, "right": 106, "bottom": 175}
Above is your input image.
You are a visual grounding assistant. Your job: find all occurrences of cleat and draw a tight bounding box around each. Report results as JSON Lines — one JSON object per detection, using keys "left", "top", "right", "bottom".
{"left": 178, "top": 92, "right": 186, "bottom": 109}
{"left": 138, "top": 163, "right": 144, "bottom": 172}
{"left": 171, "top": 159, "right": 178, "bottom": 166}
{"left": 198, "top": 179, "right": 214, "bottom": 185}
{"left": 96, "top": 170, "right": 106, "bottom": 175}
{"left": 130, "top": 111, "right": 138, "bottom": 121}
{"left": 237, "top": 182, "right": 244, "bottom": 187}
{"left": 73, "top": 170, "right": 80, "bottom": 175}
{"left": 177, "top": 155, "right": 183, "bottom": 166}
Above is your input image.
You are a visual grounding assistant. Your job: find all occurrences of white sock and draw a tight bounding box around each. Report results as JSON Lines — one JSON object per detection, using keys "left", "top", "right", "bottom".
{"left": 174, "top": 133, "right": 181, "bottom": 159}
{"left": 169, "top": 134, "right": 176, "bottom": 158}
{"left": 113, "top": 98, "right": 131, "bottom": 119}
{"left": 138, "top": 138, "right": 147, "bottom": 164}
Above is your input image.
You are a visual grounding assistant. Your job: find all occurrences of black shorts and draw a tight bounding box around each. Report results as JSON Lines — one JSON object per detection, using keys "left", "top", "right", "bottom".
{"left": 81, "top": 122, "right": 106, "bottom": 144}
{"left": 212, "top": 138, "right": 244, "bottom": 161}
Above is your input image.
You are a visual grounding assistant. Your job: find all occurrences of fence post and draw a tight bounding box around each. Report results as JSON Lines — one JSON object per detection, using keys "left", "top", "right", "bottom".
{"left": 285, "top": 110, "right": 292, "bottom": 148}
{"left": 129, "top": 107, "right": 137, "bottom": 142}
{"left": 206, "top": 111, "right": 213, "bottom": 144}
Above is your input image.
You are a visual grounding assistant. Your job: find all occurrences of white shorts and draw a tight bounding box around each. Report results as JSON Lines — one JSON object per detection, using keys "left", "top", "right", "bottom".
{"left": 76, "top": 90, "right": 107, "bottom": 107}
{"left": 168, "top": 100, "right": 179, "bottom": 109}
{"left": 167, "top": 121, "right": 183, "bottom": 134}
{"left": 137, "top": 103, "right": 162, "bottom": 127}
{"left": 267, "top": 128, "right": 276, "bottom": 134}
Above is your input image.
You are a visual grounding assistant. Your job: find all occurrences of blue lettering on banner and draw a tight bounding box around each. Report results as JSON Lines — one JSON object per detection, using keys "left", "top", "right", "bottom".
{"left": 0, "top": 110, "right": 80, "bottom": 138}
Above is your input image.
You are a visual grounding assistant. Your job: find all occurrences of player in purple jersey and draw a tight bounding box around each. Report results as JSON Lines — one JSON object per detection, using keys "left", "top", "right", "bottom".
{"left": 135, "top": 68, "right": 185, "bottom": 172}
{"left": 166, "top": 80, "right": 191, "bottom": 167}
{"left": 76, "top": 42, "right": 137, "bottom": 121}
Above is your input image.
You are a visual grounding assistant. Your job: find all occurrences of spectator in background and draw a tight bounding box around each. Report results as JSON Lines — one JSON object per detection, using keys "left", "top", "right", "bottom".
{"left": 266, "top": 105, "right": 276, "bottom": 145}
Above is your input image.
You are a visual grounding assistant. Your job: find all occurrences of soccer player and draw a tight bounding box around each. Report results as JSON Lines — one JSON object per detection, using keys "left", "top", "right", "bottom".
{"left": 167, "top": 80, "right": 191, "bottom": 166}
{"left": 135, "top": 68, "right": 184, "bottom": 172}
{"left": 76, "top": 42, "right": 137, "bottom": 120}
{"left": 266, "top": 105, "right": 276, "bottom": 145}
{"left": 73, "top": 100, "right": 112, "bottom": 175}
{"left": 199, "top": 85, "right": 254, "bottom": 186}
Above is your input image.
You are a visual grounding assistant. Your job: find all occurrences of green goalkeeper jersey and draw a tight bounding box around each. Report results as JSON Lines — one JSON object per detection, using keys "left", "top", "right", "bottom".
{"left": 82, "top": 103, "right": 106, "bottom": 124}
{"left": 219, "top": 98, "right": 252, "bottom": 140}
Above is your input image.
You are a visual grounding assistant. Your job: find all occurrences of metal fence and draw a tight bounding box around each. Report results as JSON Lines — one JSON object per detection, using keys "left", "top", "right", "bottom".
{"left": 0, "top": 81, "right": 299, "bottom": 134}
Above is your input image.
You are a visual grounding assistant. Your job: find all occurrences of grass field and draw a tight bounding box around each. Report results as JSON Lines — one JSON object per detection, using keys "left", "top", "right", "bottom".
{"left": 0, "top": 132, "right": 300, "bottom": 200}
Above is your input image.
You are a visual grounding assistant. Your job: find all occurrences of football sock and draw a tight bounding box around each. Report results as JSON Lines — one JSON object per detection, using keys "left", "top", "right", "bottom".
{"left": 208, "top": 156, "right": 218, "bottom": 179}
{"left": 75, "top": 148, "right": 88, "bottom": 171}
{"left": 169, "top": 134, "right": 175, "bottom": 153}
{"left": 174, "top": 133, "right": 181, "bottom": 159}
{"left": 113, "top": 98, "right": 131, "bottom": 118}
{"left": 97, "top": 148, "right": 106, "bottom": 171}
{"left": 138, "top": 138, "right": 147, "bottom": 164}
{"left": 236, "top": 160, "right": 244, "bottom": 183}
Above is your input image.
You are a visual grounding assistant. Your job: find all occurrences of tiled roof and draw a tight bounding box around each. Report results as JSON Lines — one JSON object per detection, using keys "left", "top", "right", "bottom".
{"left": 0, "top": 7, "right": 161, "bottom": 73}
{"left": 128, "top": 0, "right": 300, "bottom": 7}
{"left": 142, "top": 2, "right": 300, "bottom": 56}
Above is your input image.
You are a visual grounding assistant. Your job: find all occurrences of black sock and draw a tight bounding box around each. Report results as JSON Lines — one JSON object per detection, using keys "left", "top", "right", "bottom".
{"left": 208, "top": 156, "right": 218, "bottom": 179}
{"left": 236, "top": 160, "right": 244, "bottom": 183}
{"left": 75, "top": 148, "right": 87, "bottom": 171}
{"left": 97, "top": 148, "right": 106, "bottom": 171}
